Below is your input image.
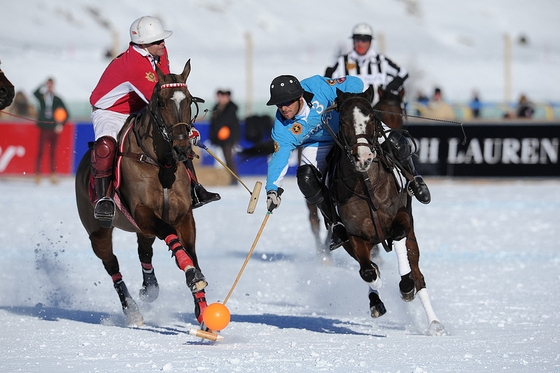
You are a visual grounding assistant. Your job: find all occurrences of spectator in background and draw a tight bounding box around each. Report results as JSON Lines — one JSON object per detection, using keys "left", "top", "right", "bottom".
{"left": 209, "top": 89, "right": 241, "bottom": 185}
{"left": 421, "top": 87, "right": 455, "bottom": 121}
{"left": 324, "top": 23, "right": 408, "bottom": 106}
{"left": 33, "top": 78, "right": 68, "bottom": 184}
{"left": 470, "top": 89, "right": 481, "bottom": 119}
{"left": 516, "top": 94, "right": 534, "bottom": 118}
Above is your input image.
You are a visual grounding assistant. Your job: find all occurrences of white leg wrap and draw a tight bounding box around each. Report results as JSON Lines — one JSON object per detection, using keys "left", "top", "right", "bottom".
{"left": 394, "top": 238, "right": 411, "bottom": 276}
{"left": 417, "top": 288, "right": 439, "bottom": 323}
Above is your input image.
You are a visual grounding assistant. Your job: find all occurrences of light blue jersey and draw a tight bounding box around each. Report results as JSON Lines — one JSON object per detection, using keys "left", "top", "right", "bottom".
{"left": 265, "top": 75, "right": 364, "bottom": 192}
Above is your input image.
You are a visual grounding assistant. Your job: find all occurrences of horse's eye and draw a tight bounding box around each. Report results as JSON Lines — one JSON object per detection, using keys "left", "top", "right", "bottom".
{"left": 159, "top": 100, "right": 166, "bottom": 108}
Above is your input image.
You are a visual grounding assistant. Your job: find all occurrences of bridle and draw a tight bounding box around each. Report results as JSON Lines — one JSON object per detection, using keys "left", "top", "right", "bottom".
{"left": 148, "top": 81, "right": 204, "bottom": 143}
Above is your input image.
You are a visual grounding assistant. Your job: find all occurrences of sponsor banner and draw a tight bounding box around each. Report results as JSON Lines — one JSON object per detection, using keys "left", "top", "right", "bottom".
{"left": 405, "top": 121, "right": 559, "bottom": 177}
{"left": 0, "top": 122, "right": 74, "bottom": 175}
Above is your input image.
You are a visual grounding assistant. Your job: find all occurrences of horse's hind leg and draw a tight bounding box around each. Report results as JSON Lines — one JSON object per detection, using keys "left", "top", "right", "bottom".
{"left": 90, "top": 228, "right": 144, "bottom": 326}
{"left": 307, "top": 202, "right": 329, "bottom": 258}
{"left": 136, "top": 234, "right": 159, "bottom": 303}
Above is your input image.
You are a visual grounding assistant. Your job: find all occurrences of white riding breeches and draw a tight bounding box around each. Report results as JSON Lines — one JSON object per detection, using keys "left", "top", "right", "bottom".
{"left": 91, "top": 109, "right": 129, "bottom": 141}
{"left": 299, "top": 144, "right": 332, "bottom": 176}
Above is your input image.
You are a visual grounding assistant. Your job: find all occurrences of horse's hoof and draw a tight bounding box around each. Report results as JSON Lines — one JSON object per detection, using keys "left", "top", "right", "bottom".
{"left": 139, "top": 270, "right": 159, "bottom": 303}
{"left": 426, "top": 320, "right": 448, "bottom": 336}
{"left": 139, "top": 283, "right": 159, "bottom": 303}
{"left": 123, "top": 298, "right": 144, "bottom": 327}
{"left": 399, "top": 273, "right": 416, "bottom": 302}
{"left": 368, "top": 291, "right": 387, "bottom": 318}
{"left": 186, "top": 267, "right": 208, "bottom": 292}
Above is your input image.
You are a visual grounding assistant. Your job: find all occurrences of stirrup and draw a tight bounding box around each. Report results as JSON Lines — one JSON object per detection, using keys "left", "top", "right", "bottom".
{"left": 329, "top": 223, "right": 349, "bottom": 251}
{"left": 94, "top": 197, "right": 116, "bottom": 228}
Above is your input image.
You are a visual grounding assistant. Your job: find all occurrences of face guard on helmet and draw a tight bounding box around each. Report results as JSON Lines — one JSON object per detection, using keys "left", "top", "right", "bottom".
{"left": 266, "top": 75, "right": 304, "bottom": 106}
{"left": 130, "top": 16, "right": 173, "bottom": 44}
{"left": 351, "top": 23, "right": 374, "bottom": 40}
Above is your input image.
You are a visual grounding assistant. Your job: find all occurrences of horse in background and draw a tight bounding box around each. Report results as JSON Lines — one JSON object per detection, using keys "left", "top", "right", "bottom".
{"left": 329, "top": 87, "right": 446, "bottom": 335}
{"left": 0, "top": 63, "right": 15, "bottom": 110}
{"left": 75, "top": 60, "right": 209, "bottom": 327}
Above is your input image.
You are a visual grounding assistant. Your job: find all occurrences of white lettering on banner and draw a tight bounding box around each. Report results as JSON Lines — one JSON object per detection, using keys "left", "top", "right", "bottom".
{"left": 0, "top": 146, "right": 26, "bottom": 172}
{"left": 417, "top": 138, "right": 440, "bottom": 163}
{"left": 447, "top": 138, "right": 559, "bottom": 165}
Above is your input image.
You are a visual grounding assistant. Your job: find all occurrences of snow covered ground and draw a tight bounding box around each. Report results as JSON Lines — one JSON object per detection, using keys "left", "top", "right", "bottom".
{"left": 0, "top": 176, "right": 559, "bottom": 372}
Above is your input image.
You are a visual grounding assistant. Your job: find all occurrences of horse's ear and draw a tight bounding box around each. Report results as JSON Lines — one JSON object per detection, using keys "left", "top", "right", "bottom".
{"left": 180, "top": 59, "right": 191, "bottom": 82}
{"left": 336, "top": 88, "right": 344, "bottom": 100}
{"left": 155, "top": 65, "right": 166, "bottom": 83}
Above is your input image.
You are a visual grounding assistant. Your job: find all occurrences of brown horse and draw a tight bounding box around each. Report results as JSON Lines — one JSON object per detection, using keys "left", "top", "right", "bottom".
{"left": 330, "top": 86, "right": 446, "bottom": 335}
{"left": 0, "top": 64, "right": 15, "bottom": 110}
{"left": 75, "top": 60, "right": 209, "bottom": 327}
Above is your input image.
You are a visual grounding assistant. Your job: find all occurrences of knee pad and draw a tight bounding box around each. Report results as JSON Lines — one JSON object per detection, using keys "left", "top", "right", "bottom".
{"left": 297, "top": 164, "right": 324, "bottom": 205}
{"left": 91, "top": 136, "right": 117, "bottom": 178}
{"left": 387, "top": 130, "right": 417, "bottom": 161}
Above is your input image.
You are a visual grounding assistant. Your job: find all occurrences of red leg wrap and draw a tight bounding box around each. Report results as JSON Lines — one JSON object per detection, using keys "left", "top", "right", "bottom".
{"left": 194, "top": 290, "right": 207, "bottom": 325}
{"left": 165, "top": 234, "right": 194, "bottom": 271}
{"left": 111, "top": 273, "right": 123, "bottom": 282}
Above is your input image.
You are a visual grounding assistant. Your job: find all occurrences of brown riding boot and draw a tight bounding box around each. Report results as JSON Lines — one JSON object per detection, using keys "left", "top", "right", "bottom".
{"left": 91, "top": 137, "right": 117, "bottom": 227}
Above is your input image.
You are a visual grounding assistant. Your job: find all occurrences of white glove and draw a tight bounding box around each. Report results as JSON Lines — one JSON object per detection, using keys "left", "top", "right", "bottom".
{"left": 266, "top": 189, "right": 283, "bottom": 213}
{"left": 188, "top": 127, "right": 200, "bottom": 146}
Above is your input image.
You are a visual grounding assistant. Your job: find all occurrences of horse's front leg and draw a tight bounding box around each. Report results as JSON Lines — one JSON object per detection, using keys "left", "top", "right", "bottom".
{"left": 175, "top": 212, "right": 209, "bottom": 325}
{"left": 345, "top": 236, "right": 387, "bottom": 318}
{"left": 135, "top": 206, "right": 208, "bottom": 325}
{"left": 136, "top": 234, "right": 159, "bottom": 302}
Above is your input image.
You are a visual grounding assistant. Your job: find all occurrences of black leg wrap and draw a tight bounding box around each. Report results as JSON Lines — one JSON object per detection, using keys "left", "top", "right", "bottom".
{"left": 114, "top": 279, "right": 143, "bottom": 325}
{"left": 369, "top": 291, "right": 387, "bottom": 318}
{"left": 139, "top": 268, "right": 159, "bottom": 303}
{"left": 186, "top": 267, "right": 208, "bottom": 292}
{"left": 399, "top": 273, "right": 416, "bottom": 302}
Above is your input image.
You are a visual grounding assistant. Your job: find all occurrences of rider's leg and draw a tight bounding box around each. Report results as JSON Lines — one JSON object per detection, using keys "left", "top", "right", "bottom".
{"left": 386, "top": 130, "right": 431, "bottom": 204}
{"left": 183, "top": 157, "right": 221, "bottom": 209}
{"left": 91, "top": 136, "right": 117, "bottom": 227}
{"left": 297, "top": 164, "right": 348, "bottom": 251}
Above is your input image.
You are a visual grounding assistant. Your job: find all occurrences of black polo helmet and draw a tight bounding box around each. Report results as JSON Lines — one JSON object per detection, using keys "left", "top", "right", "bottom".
{"left": 266, "top": 75, "right": 303, "bottom": 106}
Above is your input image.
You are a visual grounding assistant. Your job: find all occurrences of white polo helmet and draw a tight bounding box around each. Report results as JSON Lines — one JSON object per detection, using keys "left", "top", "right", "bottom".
{"left": 351, "top": 23, "right": 374, "bottom": 39}
{"left": 130, "top": 16, "right": 173, "bottom": 44}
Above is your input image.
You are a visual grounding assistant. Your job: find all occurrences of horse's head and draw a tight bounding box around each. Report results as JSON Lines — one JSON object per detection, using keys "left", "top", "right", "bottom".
{"left": 149, "top": 59, "right": 203, "bottom": 162}
{"left": 336, "top": 86, "right": 378, "bottom": 173}
{"left": 374, "top": 86, "right": 406, "bottom": 130}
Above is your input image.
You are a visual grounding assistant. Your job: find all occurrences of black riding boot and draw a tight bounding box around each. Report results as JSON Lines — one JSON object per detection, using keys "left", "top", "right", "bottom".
{"left": 297, "top": 164, "right": 348, "bottom": 251}
{"left": 93, "top": 176, "right": 115, "bottom": 228}
{"left": 404, "top": 159, "right": 431, "bottom": 204}
{"left": 183, "top": 159, "right": 221, "bottom": 209}
{"left": 386, "top": 130, "right": 431, "bottom": 204}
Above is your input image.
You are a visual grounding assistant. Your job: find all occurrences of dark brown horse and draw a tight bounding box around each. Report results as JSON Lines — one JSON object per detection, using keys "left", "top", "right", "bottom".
{"left": 0, "top": 64, "right": 15, "bottom": 110}
{"left": 308, "top": 87, "right": 407, "bottom": 258}
{"left": 330, "top": 87, "right": 446, "bottom": 335}
{"left": 75, "top": 60, "right": 209, "bottom": 327}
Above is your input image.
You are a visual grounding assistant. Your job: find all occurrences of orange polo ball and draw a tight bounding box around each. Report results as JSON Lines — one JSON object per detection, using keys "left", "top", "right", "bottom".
{"left": 54, "top": 107, "right": 67, "bottom": 123}
{"left": 217, "top": 126, "right": 230, "bottom": 141}
{"left": 203, "top": 302, "right": 231, "bottom": 331}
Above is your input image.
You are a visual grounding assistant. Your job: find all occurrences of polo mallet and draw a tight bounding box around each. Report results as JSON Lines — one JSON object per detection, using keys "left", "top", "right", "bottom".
{"left": 189, "top": 211, "right": 271, "bottom": 342}
{"left": 197, "top": 142, "right": 262, "bottom": 214}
